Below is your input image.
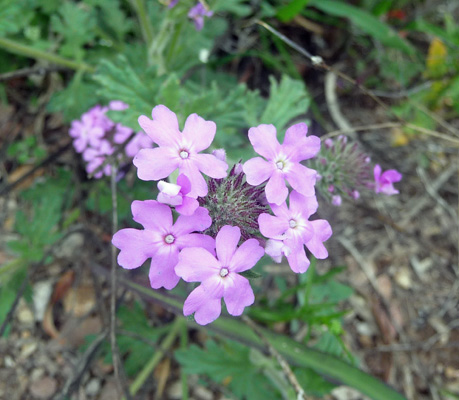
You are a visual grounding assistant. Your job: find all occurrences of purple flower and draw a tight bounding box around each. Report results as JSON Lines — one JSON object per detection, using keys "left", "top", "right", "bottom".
{"left": 331, "top": 195, "right": 342, "bottom": 206}
{"left": 157, "top": 174, "right": 199, "bottom": 216}
{"left": 258, "top": 191, "right": 332, "bottom": 273}
{"left": 175, "top": 225, "right": 264, "bottom": 325}
{"left": 373, "top": 164, "right": 402, "bottom": 195}
{"left": 69, "top": 113, "right": 105, "bottom": 153}
{"left": 83, "top": 140, "right": 114, "bottom": 178}
{"left": 112, "top": 200, "right": 214, "bottom": 290}
{"left": 243, "top": 123, "right": 320, "bottom": 205}
{"left": 188, "top": 2, "right": 213, "bottom": 31}
{"left": 135, "top": 105, "right": 228, "bottom": 197}
{"left": 125, "top": 131, "right": 154, "bottom": 158}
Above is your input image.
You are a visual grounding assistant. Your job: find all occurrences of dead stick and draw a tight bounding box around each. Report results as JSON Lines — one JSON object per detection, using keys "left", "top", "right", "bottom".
{"left": 110, "top": 164, "right": 133, "bottom": 400}
{"left": 242, "top": 315, "right": 312, "bottom": 400}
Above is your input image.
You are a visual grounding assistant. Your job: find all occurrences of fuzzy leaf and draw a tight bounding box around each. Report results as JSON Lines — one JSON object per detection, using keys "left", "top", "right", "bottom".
{"left": 258, "top": 75, "right": 311, "bottom": 134}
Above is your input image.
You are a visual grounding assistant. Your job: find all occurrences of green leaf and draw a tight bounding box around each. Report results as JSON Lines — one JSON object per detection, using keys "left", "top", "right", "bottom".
{"left": 277, "top": 0, "right": 311, "bottom": 22}
{"left": 214, "top": 0, "right": 252, "bottom": 16}
{"left": 294, "top": 367, "right": 336, "bottom": 396}
{"left": 310, "top": 0, "right": 416, "bottom": 55}
{"left": 0, "top": 0, "right": 35, "bottom": 36}
{"left": 94, "top": 56, "right": 158, "bottom": 130}
{"left": 258, "top": 75, "right": 311, "bottom": 134}
{"left": 175, "top": 340, "right": 281, "bottom": 400}
{"left": 50, "top": 2, "right": 97, "bottom": 59}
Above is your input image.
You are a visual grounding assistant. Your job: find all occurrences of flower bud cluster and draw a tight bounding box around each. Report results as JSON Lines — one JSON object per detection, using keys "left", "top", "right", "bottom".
{"left": 69, "top": 101, "right": 152, "bottom": 178}
{"left": 309, "top": 135, "right": 402, "bottom": 205}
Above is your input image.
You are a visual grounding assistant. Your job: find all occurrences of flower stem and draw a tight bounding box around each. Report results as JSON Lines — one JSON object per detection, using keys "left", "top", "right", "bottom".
{"left": 130, "top": 0, "right": 154, "bottom": 48}
{"left": 128, "top": 317, "right": 183, "bottom": 397}
{"left": 0, "top": 37, "right": 94, "bottom": 72}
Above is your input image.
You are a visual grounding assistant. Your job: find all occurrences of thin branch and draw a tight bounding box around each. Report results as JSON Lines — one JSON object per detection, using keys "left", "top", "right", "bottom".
{"left": 0, "top": 65, "right": 68, "bottom": 81}
{"left": 0, "top": 37, "right": 94, "bottom": 72}
{"left": 0, "top": 142, "right": 72, "bottom": 196}
{"left": 242, "top": 315, "right": 311, "bottom": 400}
{"left": 110, "top": 165, "right": 133, "bottom": 400}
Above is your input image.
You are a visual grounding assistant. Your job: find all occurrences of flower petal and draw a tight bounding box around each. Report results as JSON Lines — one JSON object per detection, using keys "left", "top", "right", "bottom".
{"left": 175, "top": 196, "right": 199, "bottom": 216}
{"left": 112, "top": 229, "right": 158, "bottom": 269}
{"left": 148, "top": 245, "right": 180, "bottom": 289}
{"left": 134, "top": 147, "right": 178, "bottom": 181}
{"left": 172, "top": 207, "right": 211, "bottom": 235}
{"left": 289, "top": 191, "right": 318, "bottom": 219}
{"left": 248, "top": 124, "right": 280, "bottom": 160}
{"left": 175, "top": 247, "right": 219, "bottom": 282}
{"left": 265, "top": 172, "right": 288, "bottom": 205}
{"left": 180, "top": 161, "right": 208, "bottom": 197}
{"left": 177, "top": 174, "right": 191, "bottom": 195}
{"left": 183, "top": 285, "right": 222, "bottom": 325}
{"left": 138, "top": 105, "right": 180, "bottom": 146}
{"left": 258, "top": 213, "right": 289, "bottom": 239}
{"left": 131, "top": 200, "right": 172, "bottom": 231}
{"left": 243, "top": 157, "right": 273, "bottom": 186}
{"left": 216, "top": 225, "right": 240, "bottom": 266}
{"left": 181, "top": 113, "right": 217, "bottom": 152}
{"left": 286, "top": 246, "right": 310, "bottom": 273}
{"left": 285, "top": 163, "right": 316, "bottom": 197}
{"left": 283, "top": 124, "right": 321, "bottom": 161}
{"left": 306, "top": 220, "right": 332, "bottom": 259}
{"left": 223, "top": 274, "right": 254, "bottom": 316}
{"left": 229, "top": 238, "right": 264, "bottom": 273}
{"left": 193, "top": 154, "right": 228, "bottom": 179}
{"left": 175, "top": 233, "right": 215, "bottom": 254}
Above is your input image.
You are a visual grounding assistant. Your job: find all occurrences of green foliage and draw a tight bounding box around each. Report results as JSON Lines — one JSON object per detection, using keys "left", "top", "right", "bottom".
{"left": 50, "top": 2, "right": 97, "bottom": 59}
{"left": 309, "top": 0, "right": 417, "bottom": 55}
{"left": 7, "top": 136, "right": 46, "bottom": 164}
{"left": 0, "top": 0, "right": 35, "bottom": 36}
{"left": 175, "top": 339, "right": 283, "bottom": 399}
{"left": 277, "top": 0, "right": 312, "bottom": 22}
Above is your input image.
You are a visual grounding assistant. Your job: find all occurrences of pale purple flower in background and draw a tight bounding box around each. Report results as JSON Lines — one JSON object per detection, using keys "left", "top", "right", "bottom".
{"left": 168, "top": 0, "right": 179, "bottom": 8}
{"left": 135, "top": 105, "right": 228, "bottom": 197}
{"left": 188, "top": 2, "right": 213, "bottom": 31}
{"left": 175, "top": 225, "right": 264, "bottom": 325}
{"left": 125, "top": 131, "right": 154, "bottom": 158}
{"left": 69, "top": 113, "right": 105, "bottom": 153}
{"left": 331, "top": 195, "right": 342, "bottom": 206}
{"left": 373, "top": 164, "right": 402, "bottom": 195}
{"left": 157, "top": 174, "right": 199, "bottom": 216}
{"left": 351, "top": 190, "right": 360, "bottom": 200}
{"left": 243, "top": 123, "right": 320, "bottom": 205}
{"left": 83, "top": 140, "right": 114, "bottom": 178}
{"left": 109, "top": 100, "right": 129, "bottom": 111}
{"left": 112, "top": 201, "right": 214, "bottom": 290}
{"left": 113, "top": 124, "right": 133, "bottom": 145}
{"left": 258, "top": 191, "right": 332, "bottom": 273}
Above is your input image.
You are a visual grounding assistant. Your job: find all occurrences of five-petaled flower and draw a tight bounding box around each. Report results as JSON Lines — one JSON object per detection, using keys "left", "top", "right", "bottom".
{"left": 135, "top": 105, "right": 228, "bottom": 197}
{"left": 112, "top": 200, "right": 214, "bottom": 290}
{"left": 243, "top": 123, "right": 320, "bottom": 205}
{"left": 175, "top": 225, "right": 264, "bottom": 325}
{"left": 259, "top": 191, "right": 332, "bottom": 273}
{"left": 373, "top": 164, "right": 402, "bottom": 195}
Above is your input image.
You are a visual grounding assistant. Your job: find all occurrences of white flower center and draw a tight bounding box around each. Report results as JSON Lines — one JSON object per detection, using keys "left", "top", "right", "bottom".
{"left": 289, "top": 219, "right": 297, "bottom": 229}
{"left": 276, "top": 161, "right": 284, "bottom": 170}
{"left": 219, "top": 267, "right": 229, "bottom": 277}
{"left": 180, "top": 150, "right": 189, "bottom": 159}
{"left": 164, "top": 234, "right": 175, "bottom": 244}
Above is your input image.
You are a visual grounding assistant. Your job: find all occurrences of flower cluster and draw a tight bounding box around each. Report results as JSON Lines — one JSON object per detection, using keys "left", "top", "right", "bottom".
{"left": 308, "top": 135, "right": 402, "bottom": 205}
{"left": 168, "top": 1, "right": 213, "bottom": 31}
{"left": 69, "top": 101, "right": 153, "bottom": 178}
{"left": 112, "top": 105, "right": 332, "bottom": 324}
